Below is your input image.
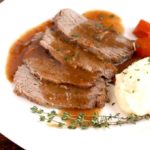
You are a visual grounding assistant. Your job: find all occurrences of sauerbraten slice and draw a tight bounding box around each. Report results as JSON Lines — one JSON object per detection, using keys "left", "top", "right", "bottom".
{"left": 53, "top": 9, "right": 135, "bottom": 64}
{"left": 24, "top": 42, "right": 100, "bottom": 88}
{"left": 40, "top": 29, "right": 117, "bottom": 79}
{"left": 14, "top": 65, "right": 107, "bottom": 109}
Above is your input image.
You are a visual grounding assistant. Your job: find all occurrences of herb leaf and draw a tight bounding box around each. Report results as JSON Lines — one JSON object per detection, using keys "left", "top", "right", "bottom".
{"left": 71, "top": 34, "right": 80, "bottom": 38}
{"left": 109, "top": 14, "right": 115, "bottom": 18}
{"left": 40, "top": 115, "right": 46, "bottom": 121}
{"left": 31, "top": 106, "right": 38, "bottom": 113}
{"left": 64, "top": 55, "right": 72, "bottom": 61}
{"left": 56, "top": 48, "right": 61, "bottom": 52}
{"left": 99, "top": 14, "right": 104, "bottom": 20}
{"left": 30, "top": 106, "right": 150, "bottom": 129}
{"left": 95, "top": 23, "right": 104, "bottom": 29}
{"left": 61, "top": 112, "right": 70, "bottom": 121}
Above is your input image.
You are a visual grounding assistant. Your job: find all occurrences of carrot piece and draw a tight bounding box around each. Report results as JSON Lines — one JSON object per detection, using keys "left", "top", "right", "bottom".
{"left": 133, "top": 20, "right": 150, "bottom": 38}
{"left": 135, "top": 38, "right": 150, "bottom": 57}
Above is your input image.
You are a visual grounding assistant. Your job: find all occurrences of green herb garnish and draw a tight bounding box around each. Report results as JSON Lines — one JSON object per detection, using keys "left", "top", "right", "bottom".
{"left": 40, "top": 115, "right": 46, "bottom": 121}
{"left": 30, "top": 106, "right": 150, "bottom": 129}
{"left": 71, "top": 34, "right": 80, "bottom": 38}
{"left": 58, "top": 122, "right": 65, "bottom": 127}
{"left": 106, "top": 25, "right": 114, "bottom": 31}
{"left": 109, "top": 14, "right": 115, "bottom": 18}
{"left": 95, "top": 23, "right": 104, "bottom": 29}
{"left": 64, "top": 52, "right": 79, "bottom": 61}
{"left": 64, "top": 55, "right": 72, "bottom": 61}
{"left": 137, "top": 78, "right": 140, "bottom": 81}
{"left": 56, "top": 48, "right": 61, "bottom": 52}
{"left": 37, "top": 109, "right": 44, "bottom": 114}
{"left": 61, "top": 112, "right": 70, "bottom": 121}
{"left": 31, "top": 106, "right": 38, "bottom": 113}
{"left": 99, "top": 14, "right": 104, "bottom": 20}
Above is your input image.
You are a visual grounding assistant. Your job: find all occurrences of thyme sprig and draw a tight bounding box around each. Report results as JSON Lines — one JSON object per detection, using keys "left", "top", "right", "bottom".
{"left": 31, "top": 106, "right": 150, "bottom": 129}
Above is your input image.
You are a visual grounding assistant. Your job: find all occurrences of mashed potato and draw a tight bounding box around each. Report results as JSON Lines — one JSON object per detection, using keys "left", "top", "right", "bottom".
{"left": 115, "top": 57, "right": 150, "bottom": 115}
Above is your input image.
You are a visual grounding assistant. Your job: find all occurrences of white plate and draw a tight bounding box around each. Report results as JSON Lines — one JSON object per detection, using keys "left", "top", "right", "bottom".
{"left": 0, "top": 0, "right": 150, "bottom": 149}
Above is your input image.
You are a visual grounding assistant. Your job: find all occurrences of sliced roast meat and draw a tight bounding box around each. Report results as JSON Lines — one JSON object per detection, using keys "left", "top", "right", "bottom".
{"left": 53, "top": 8, "right": 87, "bottom": 35}
{"left": 40, "top": 29, "right": 117, "bottom": 79}
{"left": 14, "top": 65, "right": 49, "bottom": 106}
{"left": 53, "top": 9, "right": 135, "bottom": 64}
{"left": 24, "top": 43, "right": 100, "bottom": 88}
{"left": 14, "top": 65, "right": 107, "bottom": 109}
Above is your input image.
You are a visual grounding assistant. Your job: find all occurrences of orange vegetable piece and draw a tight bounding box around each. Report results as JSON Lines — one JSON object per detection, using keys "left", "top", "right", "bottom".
{"left": 135, "top": 38, "right": 150, "bottom": 57}
{"left": 133, "top": 20, "right": 150, "bottom": 38}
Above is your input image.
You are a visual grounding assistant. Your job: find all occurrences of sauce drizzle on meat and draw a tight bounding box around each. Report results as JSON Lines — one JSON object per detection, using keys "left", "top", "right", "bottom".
{"left": 6, "top": 10, "right": 136, "bottom": 118}
{"left": 6, "top": 21, "right": 53, "bottom": 82}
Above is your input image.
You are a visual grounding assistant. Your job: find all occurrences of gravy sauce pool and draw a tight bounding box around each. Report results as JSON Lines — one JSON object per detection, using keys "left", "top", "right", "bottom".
{"left": 6, "top": 21, "right": 53, "bottom": 82}
{"left": 83, "top": 10, "right": 124, "bottom": 34}
{"left": 6, "top": 10, "right": 137, "bottom": 120}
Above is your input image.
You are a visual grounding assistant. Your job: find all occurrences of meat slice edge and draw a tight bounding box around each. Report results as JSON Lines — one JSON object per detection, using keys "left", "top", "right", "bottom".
{"left": 24, "top": 43, "right": 100, "bottom": 88}
{"left": 53, "top": 8, "right": 87, "bottom": 35}
{"left": 40, "top": 29, "right": 117, "bottom": 79}
{"left": 53, "top": 9, "right": 135, "bottom": 64}
{"left": 14, "top": 65, "right": 107, "bottom": 109}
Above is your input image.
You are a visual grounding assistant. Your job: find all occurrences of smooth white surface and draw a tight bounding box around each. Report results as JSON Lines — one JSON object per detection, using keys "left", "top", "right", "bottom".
{"left": 115, "top": 57, "right": 150, "bottom": 115}
{"left": 114, "top": 57, "right": 150, "bottom": 115}
{"left": 0, "top": 0, "right": 150, "bottom": 150}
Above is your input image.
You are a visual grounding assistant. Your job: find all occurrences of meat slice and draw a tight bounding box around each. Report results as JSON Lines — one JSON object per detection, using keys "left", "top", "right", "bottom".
{"left": 40, "top": 29, "right": 117, "bottom": 79}
{"left": 53, "top": 9, "right": 135, "bottom": 64}
{"left": 24, "top": 43, "right": 100, "bottom": 88}
{"left": 14, "top": 65, "right": 107, "bottom": 109}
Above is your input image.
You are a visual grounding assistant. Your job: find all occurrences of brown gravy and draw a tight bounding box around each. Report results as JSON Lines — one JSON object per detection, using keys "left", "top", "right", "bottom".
{"left": 60, "top": 108, "right": 100, "bottom": 121}
{"left": 6, "top": 10, "right": 138, "bottom": 118}
{"left": 6, "top": 21, "right": 53, "bottom": 82}
{"left": 83, "top": 10, "right": 124, "bottom": 34}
